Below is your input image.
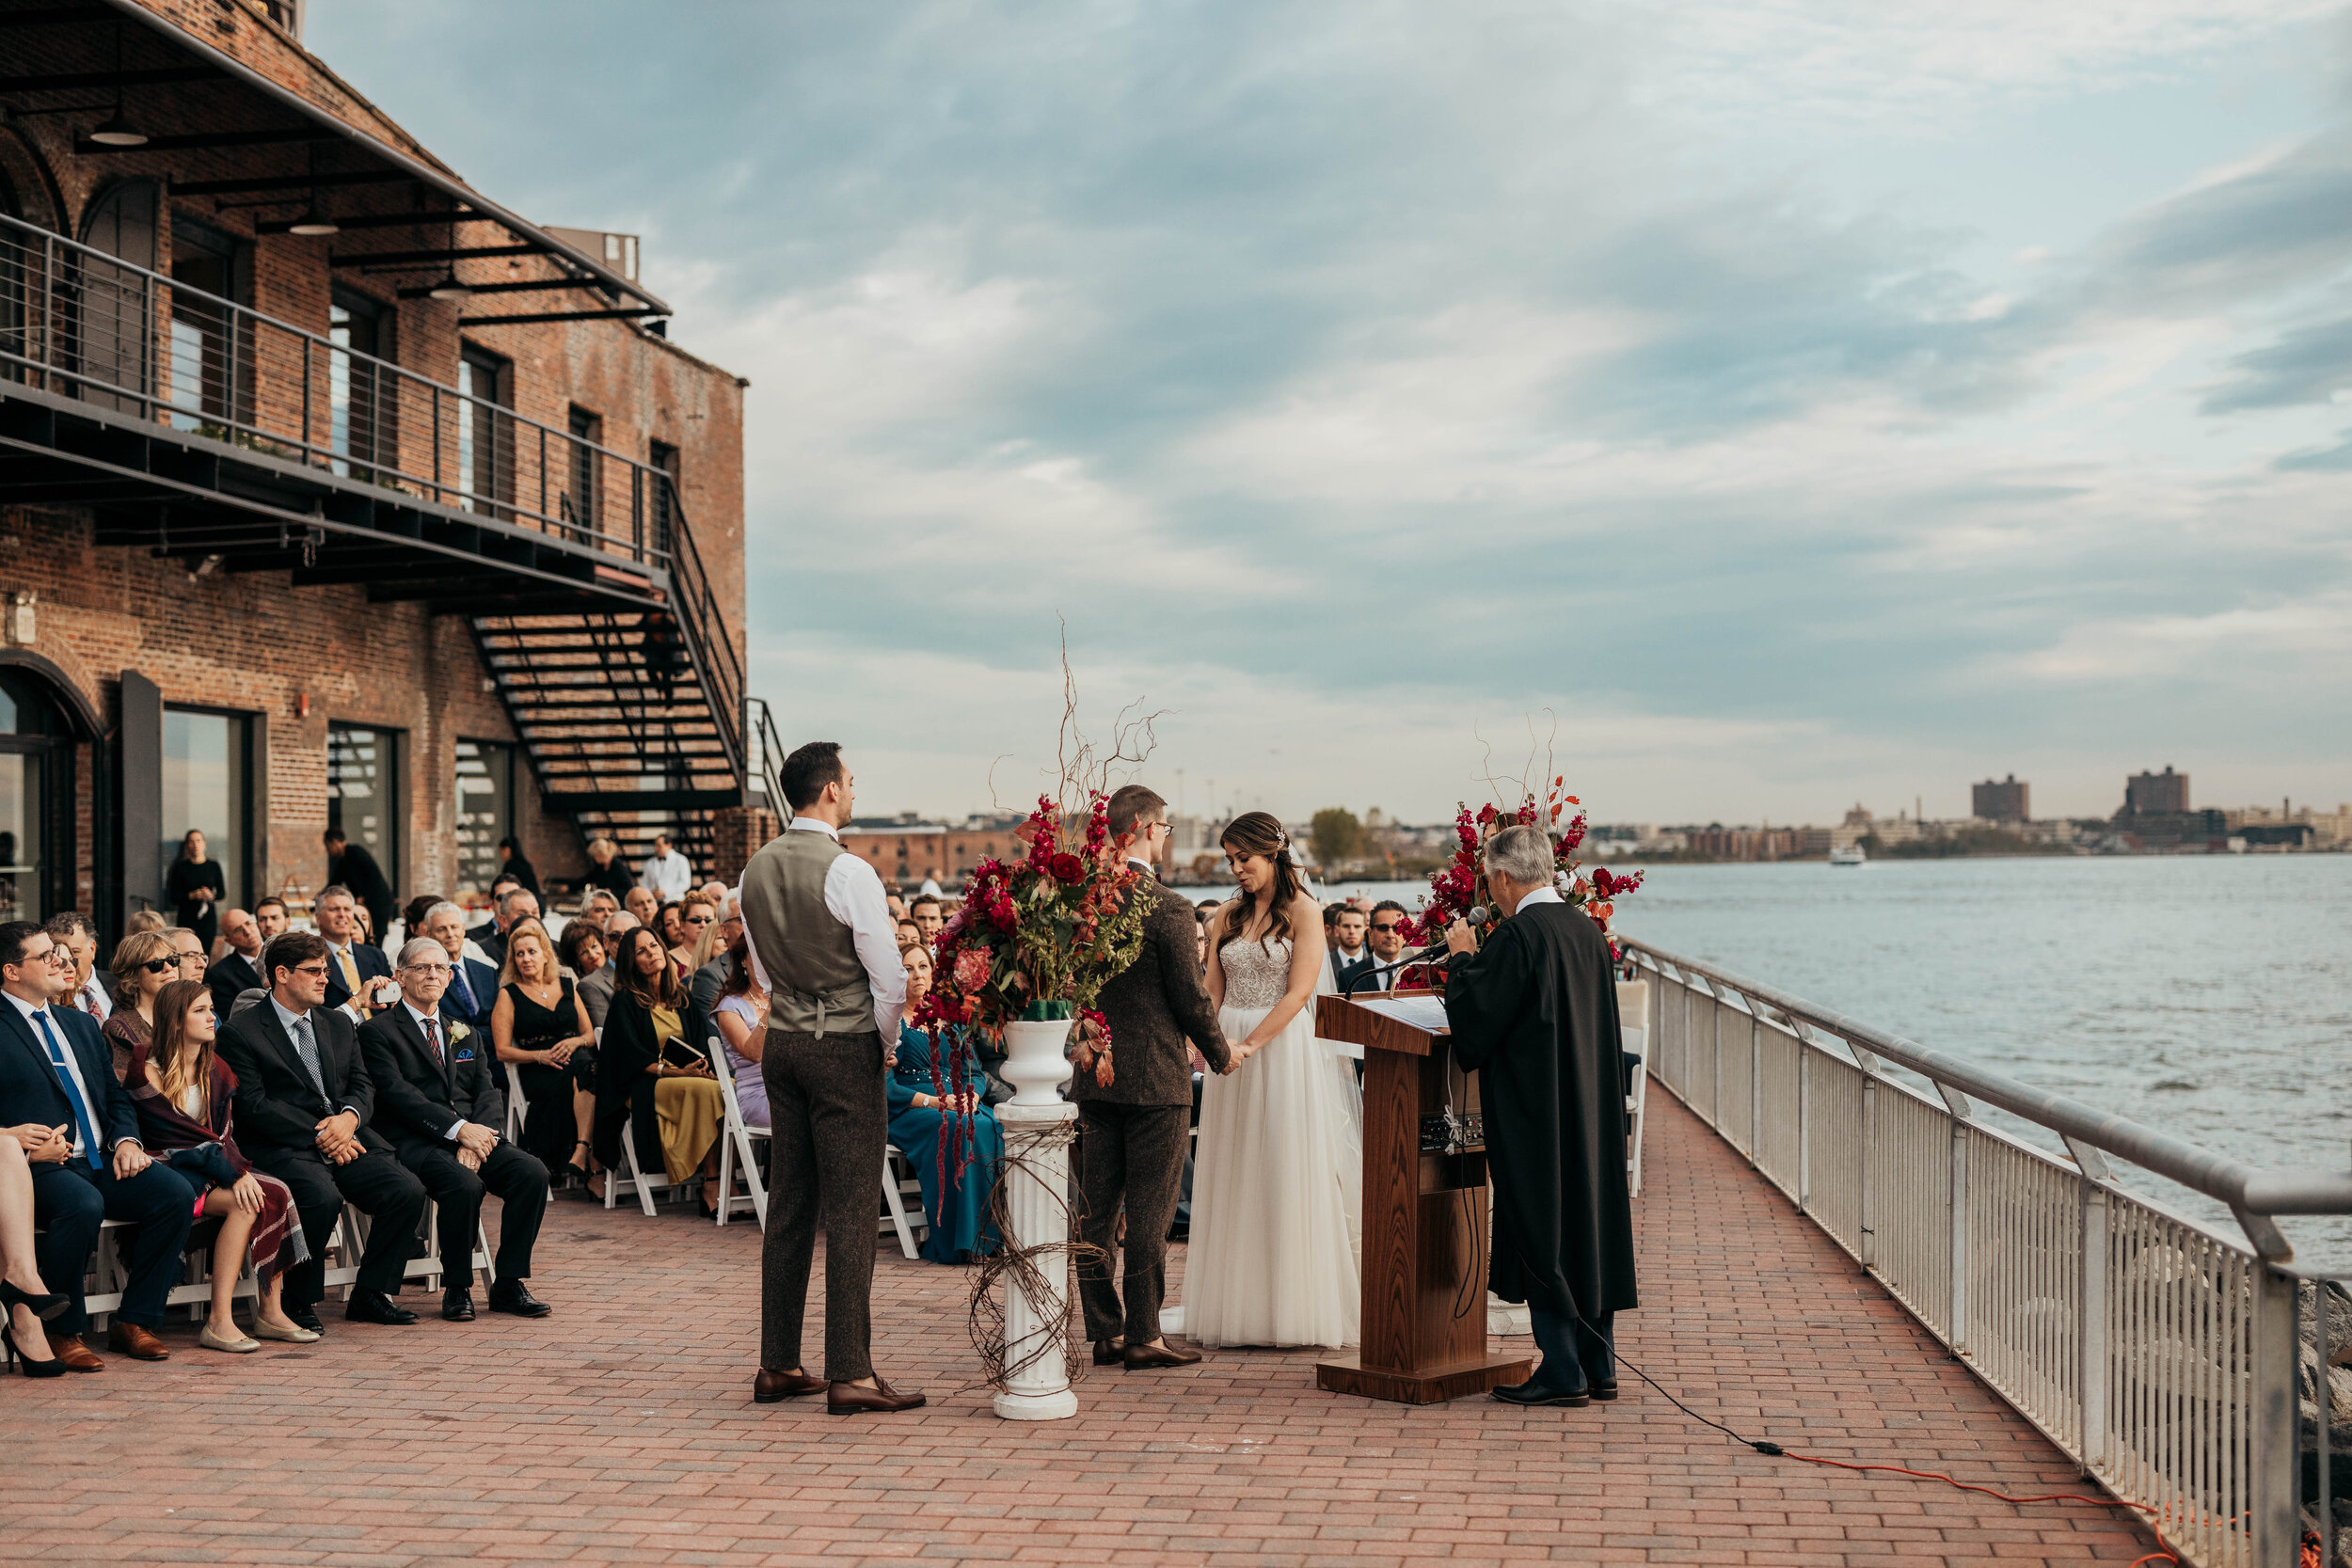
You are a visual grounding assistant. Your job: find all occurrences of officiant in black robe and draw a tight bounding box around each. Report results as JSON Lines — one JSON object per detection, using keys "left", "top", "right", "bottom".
{"left": 1442, "top": 823, "right": 1638, "bottom": 1406}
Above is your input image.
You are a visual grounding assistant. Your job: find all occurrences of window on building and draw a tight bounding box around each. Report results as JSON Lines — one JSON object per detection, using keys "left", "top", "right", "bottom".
{"left": 326, "top": 722, "right": 401, "bottom": 894}
{"left": 564, "top": 405, "right": 602, "bottom": 537}
{"left": 454, "top": 739, "right": 516, "bottom": 898}
{"left": 456, "top": 344, "right": 513, "bottom": 519}
{"left": 161, "top": 706, "right": 252, "bottom": 911}
{"left": 0, "top": 668, "right": 71, "bottom": 923}
{"left": 74, "top": 179, "right": 158, "bottom": 416}
{"left": 647, "top": 437, "right": 680, "bottom": 558}
{"left": 167, "top": 216, "right": 253, "bottom": 433}
{"left": 328, "top": 288, "right": 393, "bottom": 479}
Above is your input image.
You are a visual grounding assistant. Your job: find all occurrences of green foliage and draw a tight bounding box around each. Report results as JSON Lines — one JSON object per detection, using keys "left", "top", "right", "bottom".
{"left": 1310, "top": 807, "right": 1362, "bottom": 866}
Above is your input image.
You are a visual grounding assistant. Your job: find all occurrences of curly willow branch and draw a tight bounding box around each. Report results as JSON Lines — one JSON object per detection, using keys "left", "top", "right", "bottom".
{"left": 957, "top": 1118, "right": 1110, "bottom": 1395}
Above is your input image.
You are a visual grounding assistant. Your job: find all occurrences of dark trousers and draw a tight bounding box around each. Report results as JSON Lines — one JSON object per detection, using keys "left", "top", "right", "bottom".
{"left": 1075, "top": 1100, "right": 1190, "bottom": 1346}
{"left": 251, "top": 1145, "right": 428, "bottom": 1306}
{"left": 30, "top": 1159, "right": 197, "bottom": 1335}
{"left": 396, "top": 1141, "right": 548, "bottom": 1291}
{"left": 760, "top": 1028, "right": 885, "bottom": 1382}
{"left": 1529, "top": 1306, "right": 1615, "bottom": 1392}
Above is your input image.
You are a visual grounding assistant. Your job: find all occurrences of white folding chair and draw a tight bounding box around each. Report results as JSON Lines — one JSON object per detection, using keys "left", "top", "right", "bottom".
{"left": 1617, "top": 978, "right": 1651, "bottom": 1198}
{"left": 504, "top": 1060, "right": 528, "bottom": 1145}
{"left": 708, "top": 1036, "right": 768, "bottom": 1226}
{"left": 604, "top": 1119, "right": 670, "bottom": 1216}
{"left": 882, "top": 1145, "right": 927, "bottom": 1259}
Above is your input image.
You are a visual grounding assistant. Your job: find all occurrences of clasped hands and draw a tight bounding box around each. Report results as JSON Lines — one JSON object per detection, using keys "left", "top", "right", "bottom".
{"left": 4, "top": 1123, "right": 148, "bottom": 1178}
{"left": 453, "top": 1121, "right": 498, "bottom": 1171}
{"left": 313, "top": 1110, "right": 364, "bottom": 1166}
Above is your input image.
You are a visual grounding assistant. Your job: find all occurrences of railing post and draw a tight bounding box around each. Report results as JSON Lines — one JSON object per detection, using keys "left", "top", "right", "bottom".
{"left": 2250, "top": 1260, "right": 2300, "bottom": 1566}
{"left": 1710, "top": 984, "right": 1723, "bottom": 1129}
{"left": 1854, "top": 1044, "right": 1878, "bottom": 1272}
{"left": 1796, "top": 1021, "right": 1812, "bottom": 1215}
{"left": 1937, "top": 1083, "right": 1973, "bottom": 1356}
{"left": 1748, "top": 1006, "right": 1761, "bottom": 1167}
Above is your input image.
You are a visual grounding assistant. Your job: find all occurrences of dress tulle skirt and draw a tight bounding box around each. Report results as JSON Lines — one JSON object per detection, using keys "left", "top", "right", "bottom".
{"left": 1174, "top": 1000, "right": 1364, "bottom": 1348}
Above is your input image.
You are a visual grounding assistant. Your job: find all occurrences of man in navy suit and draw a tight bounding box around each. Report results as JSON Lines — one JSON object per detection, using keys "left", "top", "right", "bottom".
{"left": 207, "top": 906, "right": 266, "bottom": 1018}
{"left": 0, "top": 921, "right": 196, "bottom": 1369}
{"left": 316, "top": 885, "right": 393, "bottom": 1021}
{"left": 421, "top": 902, "right": 501, "bottom": 1029}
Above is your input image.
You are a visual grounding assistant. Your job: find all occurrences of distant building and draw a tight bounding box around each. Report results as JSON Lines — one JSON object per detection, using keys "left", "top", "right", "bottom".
{"left": 841, "top": 816, "right": 1036, "bottom": 889}
{"left": 2125, "top": 767, "right": 2189, "bottom": 816}
{"left": 1685, "top": 827, "right": 1798, "bottom": 861}
{"left": 1972, "top": 775, "right": 2029, "bottom": 822}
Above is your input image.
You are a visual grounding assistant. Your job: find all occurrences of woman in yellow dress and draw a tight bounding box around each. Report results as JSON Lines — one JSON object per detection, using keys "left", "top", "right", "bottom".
{"left": 594, "top": 925, "right": 724, "bottom": 1212}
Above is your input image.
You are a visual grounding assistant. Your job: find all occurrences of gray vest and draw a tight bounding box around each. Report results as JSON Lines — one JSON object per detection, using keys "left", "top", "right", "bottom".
{"left": 739, "top": 827, "right": 876, "bottom": 1037}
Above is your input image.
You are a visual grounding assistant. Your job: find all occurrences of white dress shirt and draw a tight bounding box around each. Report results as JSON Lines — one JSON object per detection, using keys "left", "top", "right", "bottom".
{"left": 269, "top": 996, "right": 361, "bottom": 1120}
{"left": 739, "top": 817, "right": 908, "bottom": 1041}
{"left": 404, "top": 999, "right": 469, "bottom": 1142}
{"left": 1517, "top": 886, "right": 1565, "bottom": 909}
{"left": 73, "top": 974, "right": 112, "bottom": 1022}
{"left": 640, "top": 849, "right": 692, "bottom": 899}
{"left": 5, "top": 989, "right": 124, "bottom": 1161}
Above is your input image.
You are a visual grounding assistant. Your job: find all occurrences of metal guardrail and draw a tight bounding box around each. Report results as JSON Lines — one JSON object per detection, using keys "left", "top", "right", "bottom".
{"left": 747, "top": 696, "right": 787, "bottom": 819}
{"left": 0, "top": 209, "right": 743, "bottom": 775}
{"left": 1622, "top": 939, "right": 2348, "bottom": 1568}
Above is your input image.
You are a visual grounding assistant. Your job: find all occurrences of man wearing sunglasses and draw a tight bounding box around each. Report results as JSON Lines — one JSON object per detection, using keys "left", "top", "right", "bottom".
{"left": 1343, "top": 901, "right": 1416, "bottom": 993}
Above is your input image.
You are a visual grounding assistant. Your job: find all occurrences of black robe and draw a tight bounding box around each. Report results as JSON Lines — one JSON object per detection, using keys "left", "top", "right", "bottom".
{"left": 1443, "top": 898, "right": 1638, "bottom": 1321}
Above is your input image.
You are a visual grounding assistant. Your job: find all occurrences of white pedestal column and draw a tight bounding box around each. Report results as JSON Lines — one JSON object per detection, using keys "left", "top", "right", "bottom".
{"left": 993, "top": 1018, "right": 1079, "bottom": 1422}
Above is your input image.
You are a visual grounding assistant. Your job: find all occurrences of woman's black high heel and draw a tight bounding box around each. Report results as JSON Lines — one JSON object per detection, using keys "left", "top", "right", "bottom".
{"left": 0, "top": 1279, "right": 69, "bottom": 1323}
{"left": 2, "top": 1321, "right": 66, "bottom": 1378}
{"left": 564, "top": 1139, "right": 594, "bottom": 1187}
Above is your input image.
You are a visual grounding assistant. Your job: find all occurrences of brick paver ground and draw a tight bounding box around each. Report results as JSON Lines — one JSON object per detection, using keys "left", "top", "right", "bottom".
{"left": 0, "top": 1093, "right": 2163, "bottom": 1566}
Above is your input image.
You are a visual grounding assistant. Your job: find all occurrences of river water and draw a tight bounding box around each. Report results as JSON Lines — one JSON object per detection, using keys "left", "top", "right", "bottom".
{"left": 1303, "top": 857, "right": 2352, "bottom": 1266}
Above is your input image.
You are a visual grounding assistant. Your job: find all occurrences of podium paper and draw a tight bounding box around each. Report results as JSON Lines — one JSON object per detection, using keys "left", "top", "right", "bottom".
{"left": 1352, "top": 994, "right": 1452, "bottom": 1035}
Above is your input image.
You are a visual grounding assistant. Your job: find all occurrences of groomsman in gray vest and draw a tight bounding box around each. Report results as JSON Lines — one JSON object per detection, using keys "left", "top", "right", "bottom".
{"left": 738, "top": 742, "right": 923, "bottom": 1415}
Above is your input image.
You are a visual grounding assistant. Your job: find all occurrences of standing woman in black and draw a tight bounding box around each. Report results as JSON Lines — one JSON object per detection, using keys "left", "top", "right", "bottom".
{"left": 166, "top": 830, "right": 225, "bottom": 953}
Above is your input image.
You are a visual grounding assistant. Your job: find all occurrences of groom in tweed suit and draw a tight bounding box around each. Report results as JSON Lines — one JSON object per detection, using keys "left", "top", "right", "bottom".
{"left": 1074, "top": 785, "right": 1232, "bottom": 1370}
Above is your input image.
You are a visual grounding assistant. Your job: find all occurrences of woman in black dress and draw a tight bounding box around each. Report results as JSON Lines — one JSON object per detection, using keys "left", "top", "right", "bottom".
{"left": 490, "top": 917, "right": 596, "bottom": 1183}
{"left": 165, "top": 830, "right": 225, "bottom": 951}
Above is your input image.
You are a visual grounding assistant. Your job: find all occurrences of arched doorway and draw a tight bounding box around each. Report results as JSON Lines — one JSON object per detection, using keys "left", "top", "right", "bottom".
{"left": 0, "top": 664, "right": 78, "bottom": 923}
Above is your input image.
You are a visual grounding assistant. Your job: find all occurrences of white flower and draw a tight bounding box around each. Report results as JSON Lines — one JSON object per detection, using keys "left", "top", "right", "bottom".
{"left": 449, "top": 1022, "right": 472, "bottom": 1042}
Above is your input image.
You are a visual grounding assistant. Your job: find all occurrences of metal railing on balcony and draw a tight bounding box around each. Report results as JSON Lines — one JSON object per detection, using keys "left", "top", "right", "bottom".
{"left": 0, "top": 209, "right": 741, "bottom": 775}
{"left": 1623, "top": 940, "right": 2351, "bottom": 1568}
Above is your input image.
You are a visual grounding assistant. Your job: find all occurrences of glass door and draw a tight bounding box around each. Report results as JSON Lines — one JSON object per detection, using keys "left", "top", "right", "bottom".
{"left": 326, "top": 722, "right": 401, "bottom": 895}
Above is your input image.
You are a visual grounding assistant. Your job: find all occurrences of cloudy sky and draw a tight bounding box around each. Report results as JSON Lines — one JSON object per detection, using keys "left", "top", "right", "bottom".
{"left": 313, "top": 1, "right": 2352, "bottom": 827}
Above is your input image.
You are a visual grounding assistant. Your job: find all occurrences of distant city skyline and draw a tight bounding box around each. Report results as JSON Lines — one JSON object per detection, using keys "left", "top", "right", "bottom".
{"left": 315, "top": 5, "right": 2352, "bottom": 825}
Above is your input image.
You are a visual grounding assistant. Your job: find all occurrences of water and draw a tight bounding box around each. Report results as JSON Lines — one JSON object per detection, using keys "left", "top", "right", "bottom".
{"left": 1308, "top": 858, "right": 2352, "bottom": 1266}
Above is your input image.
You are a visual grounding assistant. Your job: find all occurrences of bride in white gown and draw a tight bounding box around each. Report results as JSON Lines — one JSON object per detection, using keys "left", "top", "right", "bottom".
{"left": 1168, "top": 811, "right": 1362, "bottom": 1349}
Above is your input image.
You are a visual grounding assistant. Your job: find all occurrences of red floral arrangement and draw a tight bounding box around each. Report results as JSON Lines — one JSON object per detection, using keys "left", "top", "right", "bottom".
{"left": 916, "top": 792, "right": 1152, "bottom": 1096}
{"left": 1401, "top": 775, "right": 1644, "bottom": 966}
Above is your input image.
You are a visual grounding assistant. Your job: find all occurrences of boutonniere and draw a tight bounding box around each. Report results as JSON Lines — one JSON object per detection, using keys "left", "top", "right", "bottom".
{"left": 448, "top": 1022, "right": 472, "bottom": 1042}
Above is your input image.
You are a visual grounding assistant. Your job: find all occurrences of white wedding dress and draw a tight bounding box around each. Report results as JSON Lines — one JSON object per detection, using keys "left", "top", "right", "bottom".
{"left": 1165, "top": 935, "right": 1363, "bottom": 1348}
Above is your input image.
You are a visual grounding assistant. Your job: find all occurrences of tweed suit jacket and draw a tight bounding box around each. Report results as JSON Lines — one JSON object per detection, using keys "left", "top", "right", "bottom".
{"left": 1077, "top": 868, "right": 1229, "bottom": 1108}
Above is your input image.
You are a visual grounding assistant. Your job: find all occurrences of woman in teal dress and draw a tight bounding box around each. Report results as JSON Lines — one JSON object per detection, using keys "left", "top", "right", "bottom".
{"left": 890, "top": 943, "right": 1002, "bottom": 1264}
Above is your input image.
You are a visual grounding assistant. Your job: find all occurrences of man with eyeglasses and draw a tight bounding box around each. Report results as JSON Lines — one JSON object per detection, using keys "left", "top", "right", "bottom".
{"left": 0, "top": 921, "right": 195, "bottom": 1369}
{"left": 217, "top": 930, "right": 430, "bottom": 1331}
{"left": 167, "top": 926, "right": 209, "bottom": 985}
{"left": 358, "top": 939, "right": 552, "bottom": 1323}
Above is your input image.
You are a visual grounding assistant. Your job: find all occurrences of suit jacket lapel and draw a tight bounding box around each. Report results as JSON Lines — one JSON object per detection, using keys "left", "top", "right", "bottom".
{"left": 254, "top": 1005, "right": 326, "bottom": 1102}
{"left": 0, "top": 1003, "right": 55, "bottom": 1083}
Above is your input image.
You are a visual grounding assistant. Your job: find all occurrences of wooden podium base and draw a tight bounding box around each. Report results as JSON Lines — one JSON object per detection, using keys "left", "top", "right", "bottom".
{"left": 1314, "top": 1350, "right": 1534, "bottom": 1405}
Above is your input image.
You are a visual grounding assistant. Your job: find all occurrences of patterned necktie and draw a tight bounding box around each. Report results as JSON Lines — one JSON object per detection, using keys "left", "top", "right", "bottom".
{"left": 290, "top": 1012, "right": 331, "bottom": 1109}
{"left": 335, "top": 946, "right": 362, "bottom": 1001}
{"left": 422, "top": 1013, "right": 443, "bottom": 1067}
{"left": 33, "top": 1010, "right": 103, "bottom": 1169}
{"left": 449, "top": 962, "right": 476, "bottom": 1017}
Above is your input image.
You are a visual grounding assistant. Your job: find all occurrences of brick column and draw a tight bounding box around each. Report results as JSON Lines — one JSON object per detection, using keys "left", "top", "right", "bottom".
{"left": 710, "top": 806, "right": 780, "bottom": 886}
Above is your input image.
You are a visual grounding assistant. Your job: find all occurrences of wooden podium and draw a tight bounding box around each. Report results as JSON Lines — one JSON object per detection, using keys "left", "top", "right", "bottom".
{"left": 1313, "top": 990, "right": 1533, "bottom": 1403}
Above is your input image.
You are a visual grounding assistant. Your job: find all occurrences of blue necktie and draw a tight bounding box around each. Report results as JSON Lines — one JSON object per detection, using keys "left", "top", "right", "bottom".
{"left": 449, "top": 962, "right": 477, "bottom": 1018}
{"left": 34, "top": 1010, "right": 103, "bottom": 1170}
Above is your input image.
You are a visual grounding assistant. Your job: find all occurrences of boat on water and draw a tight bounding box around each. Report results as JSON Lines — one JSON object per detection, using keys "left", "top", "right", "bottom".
{"left": 1828, "top": 842, "right": 1867, "bottom": 866}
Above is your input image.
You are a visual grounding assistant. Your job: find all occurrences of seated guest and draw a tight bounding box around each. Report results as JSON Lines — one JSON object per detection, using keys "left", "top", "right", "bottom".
{"left": 43, "top": 912, "right": 109, "bottom": 1022}
{"left": 315, "top": 886, "right": 392, "bottom": 1022}
{"left": 709, "top": 937, "right": 769, "bottom": 1130}
{"left": 670, "top": 894, "right": 715, "bottom": 976}
{"left": 422, "top": 902, "right": 501, "bottom": 1031}
{"left": 216, "top": 930, "right": 430, "bottom": 1329}
{"left": 492, "top": 919, "right": 596, "bottom": 1187}
{"left": 558, "top": 921, "right": 609, "bottom": 1000}
{"left": 123, "top": 908, "right": 168, "bottom": 938}
{"left": 655, "top": 900, "right": 685, "bottom": 961}
{"left": 683, "top": 898, "right": 735, "bottom": 1062}
{"left": 102, "top": 929, "right": 180, "bottom": 1083}
{"left": 208, "top": 908, "right": 265, "bottom": 1019}
{"left": 595, "top": 926, "right": 723, "bottom": 1213}
{"left": 361, "top": 940, "right": 551, "bottom": 1322}
{"left": 585, "top": 836, "right": 634, "bottom": 901}
{"left": 623, "top": 883, "right": 659, "bottom": 931}
{"left": 909, "top": 895, "right": 945, "bottom": 945}
{"left": 0, "top": 921, "right": 195, "bottom": 1369}
{"left": 885, "top": 893, "right": 909, "bottom": 925}
{"left": 385, "top": 893, "right": 438, "bottom": 955}
{"left": 895, "top": 918, "right": 923, "bottom": 950}
{"left": 889, "top": 942, "right": 1001, "bottom": 1263}
{"left": 125, "top": 980, "right": 312, "bottom": 1352}
{"left": 579, "top": 890, "right": 620, "bottom": 935}
{"left": 0, "top": 1132, "right": 71, "bottom": 1375}
{"left": 577, "top": 911, "right": 634, "bottom": 1030}
{"left": 497, "top": 836, "right": 541, "bottom": 897}
{"left": 169, "top": 925, "right": 209, "bottom": 986}
{"left": 475, "top": 884, "right": 538, "bottom": 969}
{"left": 252, "top": 895, "right": 291, "bottom": 944}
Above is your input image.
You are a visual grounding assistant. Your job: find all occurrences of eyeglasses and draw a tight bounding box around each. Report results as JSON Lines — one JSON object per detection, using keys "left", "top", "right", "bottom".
{"left": 138, "top": 958, "right": 177, "bottom": 975}
{"left": 1371, "top": 922, "right": 1403, "bottom": 933}
{"left": 178, "top": 951, "right": 207, "bottom": 968}
{"left": 404, "top": 961, "right": 452, "bottom": 976}
{"left": 293, "top": 962, "right": 332, "bottom": 978}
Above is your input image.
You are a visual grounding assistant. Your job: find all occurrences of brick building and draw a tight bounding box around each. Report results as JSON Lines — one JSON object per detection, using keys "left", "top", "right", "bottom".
{"left": 0, "top": 0, "right": 755, "bottom": 937}
{"left": 1971, "top": 774, "right": 2029, "bottom": 822}
{"left": 2124, "top": 767, "right": 2189, "bottom": 816}
{"left": 840, "top": 814, "right": 1084, "bottom": 892}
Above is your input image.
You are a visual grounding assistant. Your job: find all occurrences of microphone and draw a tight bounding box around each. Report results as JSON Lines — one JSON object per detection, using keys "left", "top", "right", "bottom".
{"left": 1343, "top": 907, "right": 1488, "bottom": 994}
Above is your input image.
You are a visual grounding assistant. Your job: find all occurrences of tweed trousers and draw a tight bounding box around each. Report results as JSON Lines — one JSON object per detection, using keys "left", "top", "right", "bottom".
{"left": 1075, "top": 1100, "right": 1192, "bottom": 1346}
{"left": 760, "top": 1026, "right": 887, "bottom": 1381}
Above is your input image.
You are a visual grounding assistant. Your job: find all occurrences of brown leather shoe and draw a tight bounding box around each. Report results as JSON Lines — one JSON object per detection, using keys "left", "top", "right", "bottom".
{"left": 47, "top": 1333, "right": 103, "bottom": 1372}
{"left": 826, "top": 1375, "right": 926, "bottom": 1414}
{"left": 1123, "top": 1338, "right": 1203, "bottom": 1370}
{"left": 1091, "top": 1338, "right": 1125, "bottom": 1366}
{"left": 107, "top": 1323, "right": 169, "bottom": 1361}
{"left": 753, "top": 1367, "right": 828, "bottom": 1403}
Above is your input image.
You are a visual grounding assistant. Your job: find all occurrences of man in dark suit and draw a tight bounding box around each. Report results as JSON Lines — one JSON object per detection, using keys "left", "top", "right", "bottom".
{"left": 1072, "top": 785, "right": 1232, "bottom": 1370}
{"left": 419, "top": 901, "right": 501, "bottom": 1030}
{"left": 315, "top": 885, "right": 393, "bottom": 1020}
{"left": 323, "top": 827, "right": 396, "bottom": 942}
{"left": 0, "top": 921, "right": 196, "bottom": 1368}
{"left": 216, "top": 929, "right": 429, "bottom": 1329}
{"left": 473, "top": 883, "right": 536, "bottom": 970}
{"left": 1339, "top": 899, "right": 1415, "bottom": 994}
{"left": 358, "top": 939, "right": 551, "bottom": 1322}
{"left": 207, "top": 906, "right": 266, "bottom": 1018}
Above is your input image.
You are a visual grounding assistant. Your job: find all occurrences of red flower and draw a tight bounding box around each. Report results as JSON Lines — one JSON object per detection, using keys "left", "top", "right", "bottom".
{"left": 953, "top": 949, "right": 992, "bottom": 991}
{"left": 1049, "top": 851, "right": 1083, "bottom": 883}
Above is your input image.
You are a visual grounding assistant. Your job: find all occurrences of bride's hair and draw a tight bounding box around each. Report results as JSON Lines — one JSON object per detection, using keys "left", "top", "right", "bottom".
{"left": 1217, "top": 811, "right": 1302, "bottom": 953}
